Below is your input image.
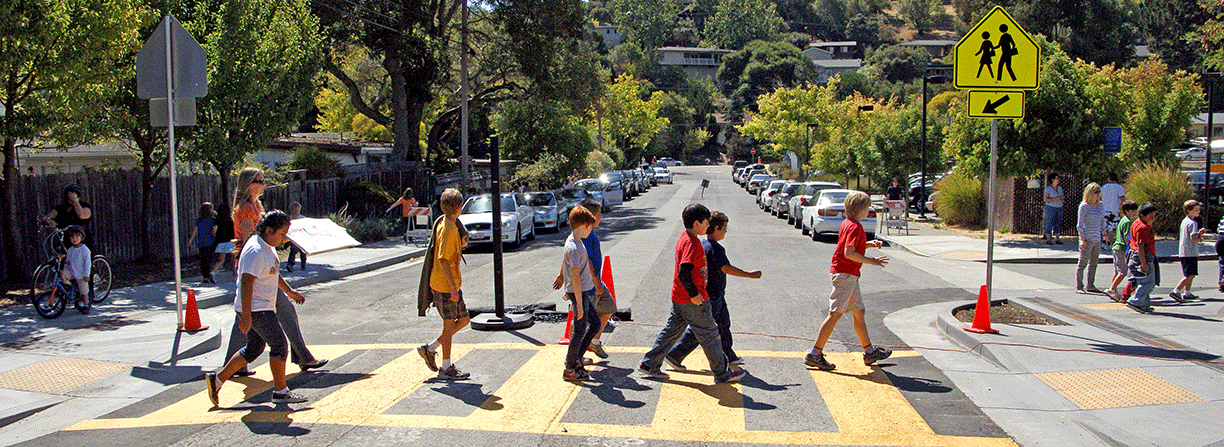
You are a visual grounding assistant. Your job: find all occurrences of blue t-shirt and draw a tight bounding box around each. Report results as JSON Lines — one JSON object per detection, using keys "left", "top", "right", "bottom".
{"left": 582, "top": 232, "right": 603, "bottom": 280}
{"left": 703, "top": 239, "right": 729, "bottom": 296}
{"left": 195, "top": 215, "right": 216, "bottom": 248}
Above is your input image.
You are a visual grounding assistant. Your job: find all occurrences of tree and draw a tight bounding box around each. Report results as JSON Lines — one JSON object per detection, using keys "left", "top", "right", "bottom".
{"left": 513, "top": 152, "right": 571, "bottom": 190}
{"left": 1087, "top": 59, "right": 1202, "bottom": 166}
{"left": 737, "top": 84, "right": 835, "bottom": 166}
{"left": 1138, "top": 0, "right": 1209, "bottom": 72}
{"left": 611, "top": 0, "right": 679, "bottom": 51}
{"left": 286, "top": 146, "right": 345, "bottom": 179}
{"left": 604, "top": 73, "right": 669, "bottom": 167}
{"left": 717, "top": 40, "right": 819, "bottom": 118}
{"left": 864, "top": 45, "right": 931, "bottom": 83}
{"left": 184, "top": 0, "right": 323, "bottom": 203}
{"left": 899, "top": 0, "right": 938, "bottom": 34}
{"left": 0, "top": 0, "right": 148, "bottom": 279}
{"left": 704, "top": 0, "right": 786, "bottom": 50}
{"left": 953, "top": 0, "right": 1139, "bottom": 67}
{"left": 499, "top": 98, "right": 593, "bottom": 180}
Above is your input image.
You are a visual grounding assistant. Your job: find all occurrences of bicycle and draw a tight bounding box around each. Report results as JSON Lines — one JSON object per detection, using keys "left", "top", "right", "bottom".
{"left": 28, "top": 224, "right": 112, "bottom": 308}
{"left": 33, "top": 269, "right": 90, "bottom": 319}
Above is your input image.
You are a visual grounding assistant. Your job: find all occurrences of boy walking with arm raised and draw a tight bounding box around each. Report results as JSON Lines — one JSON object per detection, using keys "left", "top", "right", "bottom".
{"left": 639, "top": 204, "right": 746, "bottom": 384}
{"left": 806, "top": 191, "right": 891, "bottom": 371}
{"left": 1125, "top": 203, "right": 1159, "bottom": 313}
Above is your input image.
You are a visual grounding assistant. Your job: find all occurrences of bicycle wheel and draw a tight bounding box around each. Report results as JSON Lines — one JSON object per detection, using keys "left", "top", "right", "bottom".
{"left": 28, "top": 263, "right": 57, "bottom": 305}
{"left": 90, "top": 255, "right": 112, "bottom": 304}
{"left": 34, "top": 288, "right": 66, "bottom": 319}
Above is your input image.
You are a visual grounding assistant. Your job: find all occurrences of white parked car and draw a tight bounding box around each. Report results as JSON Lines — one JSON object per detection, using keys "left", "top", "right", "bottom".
{"left": 524, "top": 191, "right": 567, "bottom": 233}
{"left": 1177, "top": 146, "right": 1206, "bottom": 161}
{"left": 769, "top": 181, "right": 804, "bottom": 217}
{"left": 653, "top": 167, "right": 674, "bottom": 184}
{"left": 746, "top": 174, "right": 772, "bottom": 195}
{"left": 758, "top": 180, "right": 787, "bottom": 210}
{"left": 458, "top": 193, "right": 535, "bottom": 248}
{"left": 658, "top": 157, "right": 683, "bottom": 166}
{"left": 786, "top": 181, "right": 842, "bottom": 228}
{"left": 801, "top": 189, "right": 877, "bottom": 241}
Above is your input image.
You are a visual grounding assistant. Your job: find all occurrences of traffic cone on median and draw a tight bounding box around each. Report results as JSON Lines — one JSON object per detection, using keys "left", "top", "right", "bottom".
{"left": 558, "top": 309, "right": 573, "bottom": 345}
{"left": 963, "top": 285, "right": 999, "bottom": 334}
{"left": 179, "top": 289, "right": 209, "bottom": 333}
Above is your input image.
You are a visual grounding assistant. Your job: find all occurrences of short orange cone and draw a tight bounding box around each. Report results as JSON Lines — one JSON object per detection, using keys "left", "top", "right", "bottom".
{"left": 963, "top": 285, "right": 998, "bottom": 334}
{"left": 179, "top": 289, "right": 209, "bottom": 333}
{"left": 558, "top": 309, "right": 573, "bottom": 344}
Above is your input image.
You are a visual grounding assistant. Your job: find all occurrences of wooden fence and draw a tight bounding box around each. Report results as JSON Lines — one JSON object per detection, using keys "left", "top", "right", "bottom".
{"left": 0, "top": 164, "right": 432, "bottom": 281}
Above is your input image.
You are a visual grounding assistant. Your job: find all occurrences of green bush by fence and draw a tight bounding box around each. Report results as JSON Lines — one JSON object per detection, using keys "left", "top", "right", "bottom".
{"left": 934, "top": 172, "right": 984, "bottom": 226}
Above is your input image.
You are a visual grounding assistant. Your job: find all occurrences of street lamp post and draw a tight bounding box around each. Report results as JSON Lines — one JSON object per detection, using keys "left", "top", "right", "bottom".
{"left": 920, "top": 64, "right": 952, "bottom": 219}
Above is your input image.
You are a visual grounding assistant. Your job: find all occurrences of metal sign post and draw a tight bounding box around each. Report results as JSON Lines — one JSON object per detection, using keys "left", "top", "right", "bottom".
{"left": 986, "top": 119, "right": 998, "bottom": 300}
{"left": 471, "top": 136, "right": 533, "bottom": 331}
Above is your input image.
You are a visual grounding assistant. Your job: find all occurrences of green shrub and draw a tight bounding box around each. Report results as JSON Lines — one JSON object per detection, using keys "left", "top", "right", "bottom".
{"left": 339, "top": 182, "right": 394, "bottom": 218}
{"left": 934, "top": 172, "right": 984, "bottom": 226}
{"left": 345, "top": 218, "right": 395, "bottom": 243}
{"left": 288, "top": 146, "right": 345, "bottom": 179}
{"left": 1126, "top": 162, "right": 1193, "bottom": 234}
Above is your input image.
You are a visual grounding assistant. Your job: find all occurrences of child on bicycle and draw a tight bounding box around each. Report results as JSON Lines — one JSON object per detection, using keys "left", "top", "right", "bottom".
{"left": 61, "top": 225, "right": 91, "bottom": 310}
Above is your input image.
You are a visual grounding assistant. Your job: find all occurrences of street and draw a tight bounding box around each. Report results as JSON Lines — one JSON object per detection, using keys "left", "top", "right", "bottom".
{"left": 17, "top": 166, "right": 1015, "bottom": 446}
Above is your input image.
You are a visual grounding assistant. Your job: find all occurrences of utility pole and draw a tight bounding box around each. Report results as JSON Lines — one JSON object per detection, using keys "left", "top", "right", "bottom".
{"left": 459, "top": 1, "right": 470, "bottom": 187}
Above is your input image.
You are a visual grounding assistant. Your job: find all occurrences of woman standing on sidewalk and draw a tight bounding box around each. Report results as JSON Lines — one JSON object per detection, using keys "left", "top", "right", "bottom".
{"left": 1076, "top": 183, "right": 1107, "bottom": 293}
{"left": 1043, "top": 173, "right": 1065, "bottom": 245}
{"left": 224, "top": 168, "right": 328, "bottom": 376}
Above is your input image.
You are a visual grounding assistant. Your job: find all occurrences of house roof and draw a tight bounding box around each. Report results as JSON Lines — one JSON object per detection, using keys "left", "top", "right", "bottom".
{"left": 1191, "top": 113, "right": 1224, "bottom": 125}
{"left": 656, "top": 46, "right": 733, "bottom": 53}
{"left": 267, "top": 133, "right": 393, "bottom": 156}
{"left": 900, "top": 40, "right": 958, "bottom": 47}
{"left": 813, "top": 59, "right": 862, "bottom": 69}
{"left": 810, "top": 41, "right": 857, "bottom": 47}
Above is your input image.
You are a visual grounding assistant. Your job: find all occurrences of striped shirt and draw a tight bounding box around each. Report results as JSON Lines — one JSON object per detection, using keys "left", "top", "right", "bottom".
{"left": 1077, "top": 202, "right": 1105, "bottom": 242}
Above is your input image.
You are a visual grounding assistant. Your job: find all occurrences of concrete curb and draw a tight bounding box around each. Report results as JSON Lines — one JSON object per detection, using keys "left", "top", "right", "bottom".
{"left": 934, "top": 298, "right": 1074, "bottom": 372}
{"left": 877, "top": 234, "right": 1219, "bottom": 264}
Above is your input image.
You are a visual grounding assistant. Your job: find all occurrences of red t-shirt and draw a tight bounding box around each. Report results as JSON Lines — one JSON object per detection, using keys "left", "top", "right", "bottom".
{"left": 671, "top": 231, "right": 708, "bottom": 303}
{"left": 1130, "top": 218, "right": 1155, "bottom": 254}
{"left": 830, "top": 218, "right": 867, "bottom": 276}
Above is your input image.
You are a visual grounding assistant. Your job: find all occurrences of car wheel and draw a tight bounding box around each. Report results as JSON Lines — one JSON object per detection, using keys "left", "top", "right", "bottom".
{"left": 787, "top": 214, "right": 794, "bottom": 225}
{"left": 528, "top": 222, "right": 536, "bottom": 240}
{"left": 801, "top": 219, "right": 810, "bottom": 236}
{"left": 810, "top": 226, "right": 819, "bottom": 241}
{"left": 511, "top": 225, "right": 522, "bottom": 249}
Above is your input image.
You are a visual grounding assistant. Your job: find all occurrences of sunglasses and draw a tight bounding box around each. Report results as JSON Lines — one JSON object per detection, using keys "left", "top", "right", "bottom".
{"left": 251, "top": 178, "right": 265, "bottom": 184}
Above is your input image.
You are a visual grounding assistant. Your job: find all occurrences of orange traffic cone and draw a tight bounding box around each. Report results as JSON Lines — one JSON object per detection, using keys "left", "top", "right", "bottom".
{"left": 179, "top": 289, "right": 209, "bottom": 333}
{"left": 963, "top": 285, "right": 999, "bottom": 334}
{"left": 602, "top": 255, "right": 616, "bottom": 302}
{"left": 558, "top": 309, "right": 573, "bottom": 345}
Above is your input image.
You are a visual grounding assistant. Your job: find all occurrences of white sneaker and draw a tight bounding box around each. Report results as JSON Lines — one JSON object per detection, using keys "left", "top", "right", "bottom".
{"left": 271, "top": 390, "right": 307, "bottom": 404}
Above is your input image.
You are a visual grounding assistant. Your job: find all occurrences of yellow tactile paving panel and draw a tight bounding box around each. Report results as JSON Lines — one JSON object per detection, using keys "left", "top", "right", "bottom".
{"left": 939, "top": 250, "right": 986, "bottom": 260}
{"left": 1081, "top": 302, "right": 1127, "bottom": 311}
{"left": 0, "top": 356, "right": 131, "bottom": 394}
{"left": 66, "top": 343, "right": 1016, "bottom": 447}
{"left": 1035, "top": 368, "right": 1203, "bottom": 410}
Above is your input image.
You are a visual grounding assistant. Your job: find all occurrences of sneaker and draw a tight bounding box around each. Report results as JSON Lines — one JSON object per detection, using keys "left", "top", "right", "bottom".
{"left": 663, "top": 356, "right": 686, "bottom": 371}
{"left": 587, "top": 343, "right": 609, "bottom": 359}
{"left": 1124, "top": 301, "right": 1149, "bottom": 314}
{"left": 863, "top": 347, "right": 893, "bottom": 365}
{"left": 271, "top": 390, "right": 308, "bottom": 404}
{"left": 1076, "top": 289, "right": 1087, "bottom": 294}
{"left": 418, "top": 344, "right": 438, "bottom": 371}
{"left": 716, "top": 369, "right": 747, "bottom": 383}
{"left": 1184, "top": 291, "right": 1200, "bottom": 300}
{"left": 1105, "top": 289, "right": 1121, "bottom": 302}
{"left": 437, "top": 365, "right": 470, "bottom": 380}
{"left": 1086, "top": 287, "right": 1103, "bottom": 294}
{"left": 205, "top": 372, "right": 220, "bottom": 406}
{"left": 1045, "top": 239, "right": 1053, "bottom": 245}
{"left": 1054, "top": 240, "right": 1063, "bottom": 244}
{"left": 1169, "top": 290, "right": 1187, "bottom": 303}
{"left": 804, "top": 353, "right": 836, "bottom": 371}
{"left": 562, "top": 368, "right": 590, "bottom": 381}
{"left": 284, "top": 264, "right": 294, "bottom": 272}
{"left": 638, "top": 363, "right": 669, "bottom": 380}
{"left": 729, "top": 357, "right": 746, "bottom": 366}
{"left": 298, "top": 359, "right": 329, "bottom": 372}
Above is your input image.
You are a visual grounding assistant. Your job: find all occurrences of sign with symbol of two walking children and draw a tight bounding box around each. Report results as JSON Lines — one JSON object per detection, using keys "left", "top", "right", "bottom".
{"left": 954, "top": 6, "right": 1039, "bottom": 119}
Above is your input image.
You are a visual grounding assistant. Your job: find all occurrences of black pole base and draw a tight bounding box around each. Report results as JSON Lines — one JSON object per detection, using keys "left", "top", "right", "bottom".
{"left": 470, "top": 312, "right": 534, "bottom": 331}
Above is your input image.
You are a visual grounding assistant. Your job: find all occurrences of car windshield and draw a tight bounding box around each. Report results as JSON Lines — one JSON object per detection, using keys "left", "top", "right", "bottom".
{"left": 575, "top": 180, "right": 601, "bottom": 191}
{"left": 750, "top": 174, "right": 770, "bottom": 181}
{"left": 560, "top": 189, "right": 586, "bottom": 199}
{"left": 657, "top": 168, "right": 669, "bottom": 174}
{"left": 463, "top": 195, "right": 517, "bottom": 214}
{"left": 525, "top": 193, "right": 555, "bottom": 206}
{"left": 783, "top": 184, "right": 802, "bottom": 194}
{"left": 818, "top": 192, "right": 850, "bottom": 206}
{"left": 806, "top": 184, "right": 837, "bottom": 195}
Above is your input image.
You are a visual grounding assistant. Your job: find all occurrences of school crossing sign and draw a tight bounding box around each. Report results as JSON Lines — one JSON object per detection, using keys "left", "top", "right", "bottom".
{"left": 954, "top": 6, "right": 1039, "bottom": 90}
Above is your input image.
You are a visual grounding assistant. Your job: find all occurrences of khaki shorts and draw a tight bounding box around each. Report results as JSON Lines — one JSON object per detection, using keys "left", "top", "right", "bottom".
{"left": 593, "top": 287, "right": 616, "bottom": 315}
{"left": 1113, "top": 250, "right": 1127, "bottom": 276}
{"left": 431, "top": 289, "right": 468, "bottom": 321}
{"left": 828, "top": 273, "right": 864, "bottom": 313}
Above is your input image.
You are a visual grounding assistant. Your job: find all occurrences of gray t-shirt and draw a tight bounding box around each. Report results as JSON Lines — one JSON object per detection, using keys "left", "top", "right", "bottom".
{"left": 562, "top": 233, "right": 595, "bottom": 293}
{"left": 1180, "top": 216, "right": 1199, "bottom": 258}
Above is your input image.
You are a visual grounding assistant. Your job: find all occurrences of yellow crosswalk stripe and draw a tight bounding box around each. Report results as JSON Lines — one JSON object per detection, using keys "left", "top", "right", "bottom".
{"left": 63, "top": 344, "right": 1015, "bottom": 447}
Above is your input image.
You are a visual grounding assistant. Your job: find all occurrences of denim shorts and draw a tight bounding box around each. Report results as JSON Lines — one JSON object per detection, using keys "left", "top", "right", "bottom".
{"left": 238, "top": 310, "right": 288, "bottom": 362}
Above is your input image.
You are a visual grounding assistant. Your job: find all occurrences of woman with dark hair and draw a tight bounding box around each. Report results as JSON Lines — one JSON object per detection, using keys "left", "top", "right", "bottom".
{"left": 43, "top": 184, "right": 95, "bottom": 249}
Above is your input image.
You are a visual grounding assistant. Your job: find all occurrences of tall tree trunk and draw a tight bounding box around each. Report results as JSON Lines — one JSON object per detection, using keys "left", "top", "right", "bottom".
{"left": 2, "top": 137, "right": 23, "bottom": 280}
{"left": 385, "top": 54, "right": 421, "bottom": 163}
{"left": 215, "top": 163, "right": 232, "bottom": 210}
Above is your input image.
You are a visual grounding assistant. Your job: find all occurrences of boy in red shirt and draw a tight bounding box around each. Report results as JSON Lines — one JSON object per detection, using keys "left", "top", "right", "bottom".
{"left": 1125, "top": 203, "right": 1158, "bottom": 313}
{"left": 805, "top": 191, "right": 891, "bottom": 371}
{"left": 638, "top": 204, "right": 746, "bottom": 384}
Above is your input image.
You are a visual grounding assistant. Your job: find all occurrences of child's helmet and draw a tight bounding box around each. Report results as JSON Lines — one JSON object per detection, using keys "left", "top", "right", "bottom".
{"left": 64, "top": 225, "right": 85, "bottom": 238}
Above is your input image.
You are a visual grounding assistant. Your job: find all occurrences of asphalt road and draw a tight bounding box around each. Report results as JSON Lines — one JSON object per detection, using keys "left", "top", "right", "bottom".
{"left": 19, "top": 166, "right": 1015, "bottom": 447}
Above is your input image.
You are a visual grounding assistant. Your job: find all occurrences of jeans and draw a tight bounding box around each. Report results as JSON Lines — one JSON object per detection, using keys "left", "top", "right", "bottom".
{"left": 198, "top": 245, "right": 216, "bottom": 280}
{"left": 1127, "top": 252, "right": 1157, "bottom": 309}
{"left": 667, "top": 292, "right": 737, "bottom": 363}
{"left": 1044, "top": 205, "right": 1064, "bottom": 236}
{"left": 564, "top": 291, "right": 599, "bottom": 370}
{"left": 641, "top": 300, "right": 731, "bottom": 381}
{"left": 226, "top": 290, "right": 317, "bottom": 366}
{"left": 238, "top": 311, "right": 288, "bottom": 362}
{"left": 1077, "top": 240, "right": 1101, "bottom": 290}
{"left": 286, "top": 243, "right": 306, "bottom": 267}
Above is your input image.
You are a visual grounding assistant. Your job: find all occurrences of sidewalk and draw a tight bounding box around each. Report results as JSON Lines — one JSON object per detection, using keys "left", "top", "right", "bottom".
{"left": 0, "top": 238, "right": 426, "bottom": 445}
{"left": 881, "top": 224, "right": 1224, "bottom": 446}
{"left": 876, "top": 221, "right": 1218, "bottom": 264}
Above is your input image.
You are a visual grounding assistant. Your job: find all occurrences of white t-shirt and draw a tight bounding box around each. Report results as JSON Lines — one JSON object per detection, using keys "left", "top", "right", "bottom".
{"left": 234, "top": 234, "right": 279, "bottom": 313}
{"left": 63, "top": 244, "right": 91, "bottom": 279}
{"left": 1100, "top": 182, "right": 1125, "bottom": 215}
{"left": 1179, "top": 216, "right": 1199, "bottom": 258}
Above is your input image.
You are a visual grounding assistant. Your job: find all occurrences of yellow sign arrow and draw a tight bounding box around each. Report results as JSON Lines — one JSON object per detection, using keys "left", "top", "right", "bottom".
{"left": 968, "top": 91, "right": 1024, "bottom": 119}
{"left": 954, "top": 6, "right": 1040, "bottom": 90}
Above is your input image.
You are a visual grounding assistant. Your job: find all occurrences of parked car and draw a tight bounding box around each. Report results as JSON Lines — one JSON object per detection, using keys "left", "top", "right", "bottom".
{"left": 653, "top": 167, "right": 674, "bottom": 184}
{"left": 658, "top": 157, "right": 683, "bottom": 166}
{"left": 577, "top": 178, "right": 621, "bottom": 210}
{"left": 602, "top": 172, "right": 631, "bottom": 198}
{"left": 524, "top": 191, "right": 568, "bottom": 232}
{"left": 642, "top": 167, "right": 658, "bottom": 186}
{"left": 732, "top": 160, "right": 748, "bottom": 172}
{"left": 758, "top": 180, "right": 787, "bottom": 210}
{"left": 770, "top": 181, "right": 804, "bottom": 217}
{"left": 1177, "top": 146, "right": 1207, "bottom": 161}
{"left": 801, "top": 189, "right": 877, "bottom": 241}
{"left": 733, "top": 167, "right": 746, "bottom": 184}
{"left": 557, "top": 187, "right": 591, "bottom": 214}
{"left": 786, "top": 181, "right": 843, "bottom": 227}
{"left": 1187, "top": 172, "right": 1224, "bottom": 205}
{"left": 634, "top": 169, "right": 652, "bottom": 190}
{"left": 746, "top": 174, "right": 772, "bottom": 195}
{"left": 458, "top": 193, "right": 535, "bottom": 248}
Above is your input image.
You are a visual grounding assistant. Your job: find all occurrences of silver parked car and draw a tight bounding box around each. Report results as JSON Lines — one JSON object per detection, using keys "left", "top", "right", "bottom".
{"left": 746, "top": 173, "right": 772, "bottom": 195}
{"left": 769, "top": 181, "right": 804, "bottom": 217}
{"left": 459, "top": 193, "right": 535, "bottom": 248}
{"left": 786, "top": 181, "right": 842, "bottom": 228}
{"left": 577, "top": 178, "right": 621, "bottom": 210}
{"left": 653, "top": 167, "right": 674, "bottom": 184}
{"left": 758, "top": 180, "right": 787, "bottom": 210}
{"left": 524, "top": 191, "right": 568, "bottom": 233}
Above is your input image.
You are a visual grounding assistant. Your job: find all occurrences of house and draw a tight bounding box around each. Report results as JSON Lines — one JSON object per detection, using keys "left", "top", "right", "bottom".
{"left": 593, "top": 24, "right": 622, "bottom": 49}
{"left": 259, "top": 133, "right": 393, "bottom": 169}
{"left": 808, "top": 41, "right": 858, "bottom": 60}
{"left": 812, "top": 59, "right": 863, "bottom": 84}
{"left": 802, "top": 46, "right": 835, "bottom": 62}
{"left": 17, "top": 141, "right": 140, "bottom": 175}
{"left": 899, "top": 39, "right": 958, "bottom": 59}
{"left": 1190, "top": 113, "right": 1224, "bottom": 141}
{"left": 656, "top": 46, "right": 734, "bottom": 81}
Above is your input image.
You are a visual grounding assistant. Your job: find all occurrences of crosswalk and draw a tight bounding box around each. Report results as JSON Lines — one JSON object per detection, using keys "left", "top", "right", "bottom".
{"left": 65, "top": 343, "right": 1016, "bottom": 446}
